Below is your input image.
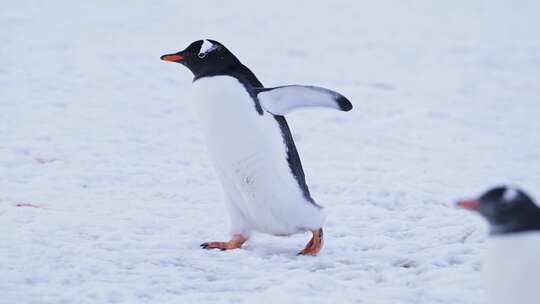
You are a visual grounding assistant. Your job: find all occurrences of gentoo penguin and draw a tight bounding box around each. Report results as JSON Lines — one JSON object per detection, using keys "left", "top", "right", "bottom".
{"left": 457, "top": 186, "right": 540, "bottom": 304}
{"left": 161, "top": 39, "right": 352, "bottom": 255}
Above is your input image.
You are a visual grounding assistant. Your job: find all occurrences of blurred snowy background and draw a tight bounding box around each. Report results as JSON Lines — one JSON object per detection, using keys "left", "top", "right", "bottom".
{"left": 1, "top": 0, "right": 539, "bottom": 303}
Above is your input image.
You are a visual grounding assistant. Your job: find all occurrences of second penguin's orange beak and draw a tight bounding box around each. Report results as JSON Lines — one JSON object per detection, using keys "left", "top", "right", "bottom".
{"left": 456, "top": 200, "right": 480, "bottom": 210}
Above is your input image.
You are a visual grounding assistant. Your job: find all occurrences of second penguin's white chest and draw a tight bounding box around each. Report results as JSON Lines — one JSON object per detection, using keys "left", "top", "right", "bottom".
{"left": 484, "top": 233, "right": 540, "bottom": 304}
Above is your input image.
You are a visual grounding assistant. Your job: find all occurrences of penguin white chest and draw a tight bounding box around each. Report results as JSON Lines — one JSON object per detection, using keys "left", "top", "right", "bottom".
{"left": 193, "top": 76, "right": 287, "bottom": 177}
{"left": 484, "top": 232, "right": 540, "bottom": 304}
{"left": 191, "top": 76, "right": 324, "bottom": 235}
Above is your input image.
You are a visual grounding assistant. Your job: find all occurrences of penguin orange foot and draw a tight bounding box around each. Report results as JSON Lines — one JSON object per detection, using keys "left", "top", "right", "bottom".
{"left": 200, "top": 234, "right": 248, "bottom": 251}
{"left": 298, "top": 228, "right": 323, "bottom": 256}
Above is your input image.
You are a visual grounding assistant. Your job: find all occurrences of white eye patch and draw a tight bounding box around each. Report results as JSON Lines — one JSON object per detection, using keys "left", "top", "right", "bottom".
{"left": 503, "top": 187, "right": 518, "bottom": 202}
{"left": 198, "top": 39, "right": 218, "bottom": 58}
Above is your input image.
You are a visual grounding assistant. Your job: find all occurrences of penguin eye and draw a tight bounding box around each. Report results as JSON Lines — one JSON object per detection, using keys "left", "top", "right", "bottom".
{"left": 198, "top": 52, "right": 207, "bottom": 59}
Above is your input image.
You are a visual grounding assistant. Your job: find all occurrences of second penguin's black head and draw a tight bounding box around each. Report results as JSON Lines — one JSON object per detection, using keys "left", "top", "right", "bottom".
{"left": 160, "top": 39, "right": 241, "bottom": 80}
{"left": 457, "top": 186, "right": 540, "bottom": 235}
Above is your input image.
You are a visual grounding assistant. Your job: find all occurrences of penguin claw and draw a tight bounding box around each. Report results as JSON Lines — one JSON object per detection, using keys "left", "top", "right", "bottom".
{"left": 200, "top": 242, "right": 226, "bottom": 250}
{"left": 297, "top": 245, "right": 321, "bottom": 256}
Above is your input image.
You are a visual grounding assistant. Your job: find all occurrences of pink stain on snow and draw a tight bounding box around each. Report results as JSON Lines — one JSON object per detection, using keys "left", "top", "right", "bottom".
{"left": 15, "top": 203, "right": 44, "bottom": 208}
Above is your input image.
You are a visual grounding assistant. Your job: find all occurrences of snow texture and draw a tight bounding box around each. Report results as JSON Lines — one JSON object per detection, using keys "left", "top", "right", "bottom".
{"left": 1, "top": 1, "right": 540, "bottom": 303}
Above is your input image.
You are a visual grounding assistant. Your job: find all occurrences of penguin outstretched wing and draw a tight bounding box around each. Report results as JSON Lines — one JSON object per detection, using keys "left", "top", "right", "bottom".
{"left": 254, "top": 85, "right": 352, "bottom": 115}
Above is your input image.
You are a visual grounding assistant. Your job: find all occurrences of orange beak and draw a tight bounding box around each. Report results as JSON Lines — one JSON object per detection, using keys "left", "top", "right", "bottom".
{"left": 457, "top": 199, "right": 480, "bottom": 210}
{"left": 160, "top": 54, "right": 184, "bottom": 62}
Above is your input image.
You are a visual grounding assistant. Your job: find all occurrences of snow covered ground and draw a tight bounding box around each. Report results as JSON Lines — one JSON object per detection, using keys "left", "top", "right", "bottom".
{"left": 1, "top": 1, "right": 540, "bottom": 303}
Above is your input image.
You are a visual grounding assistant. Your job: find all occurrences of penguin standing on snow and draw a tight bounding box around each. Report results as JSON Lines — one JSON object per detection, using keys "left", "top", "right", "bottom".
{"left": 457, "top": 186, "right": 540, "bottom": 304}
{"left": 161, "top": 39, "right": 352, "bottom": 255}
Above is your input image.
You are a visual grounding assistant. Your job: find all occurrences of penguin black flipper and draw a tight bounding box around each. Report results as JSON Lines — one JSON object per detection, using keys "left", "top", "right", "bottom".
{"left": 255, "top": 85, "right": 353, "bottom": 115}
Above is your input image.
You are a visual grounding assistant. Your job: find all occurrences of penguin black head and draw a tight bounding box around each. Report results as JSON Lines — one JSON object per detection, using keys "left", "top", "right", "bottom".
{"left": 161, "top": 39, "right": 241, "bottom": 80}
{"left": 457, "top": 186, "right": 540, "bottom": 235}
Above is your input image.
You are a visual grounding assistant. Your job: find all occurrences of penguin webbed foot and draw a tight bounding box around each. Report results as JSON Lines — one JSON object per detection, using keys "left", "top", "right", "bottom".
{"left": 298, "top": 228, "right": 324, "bottom": 256}
{"left": 200, "top": 234, "right": 248, "bottom": 251}
{"left": 200, "top": 242, "right": 228, "bottom": 251}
